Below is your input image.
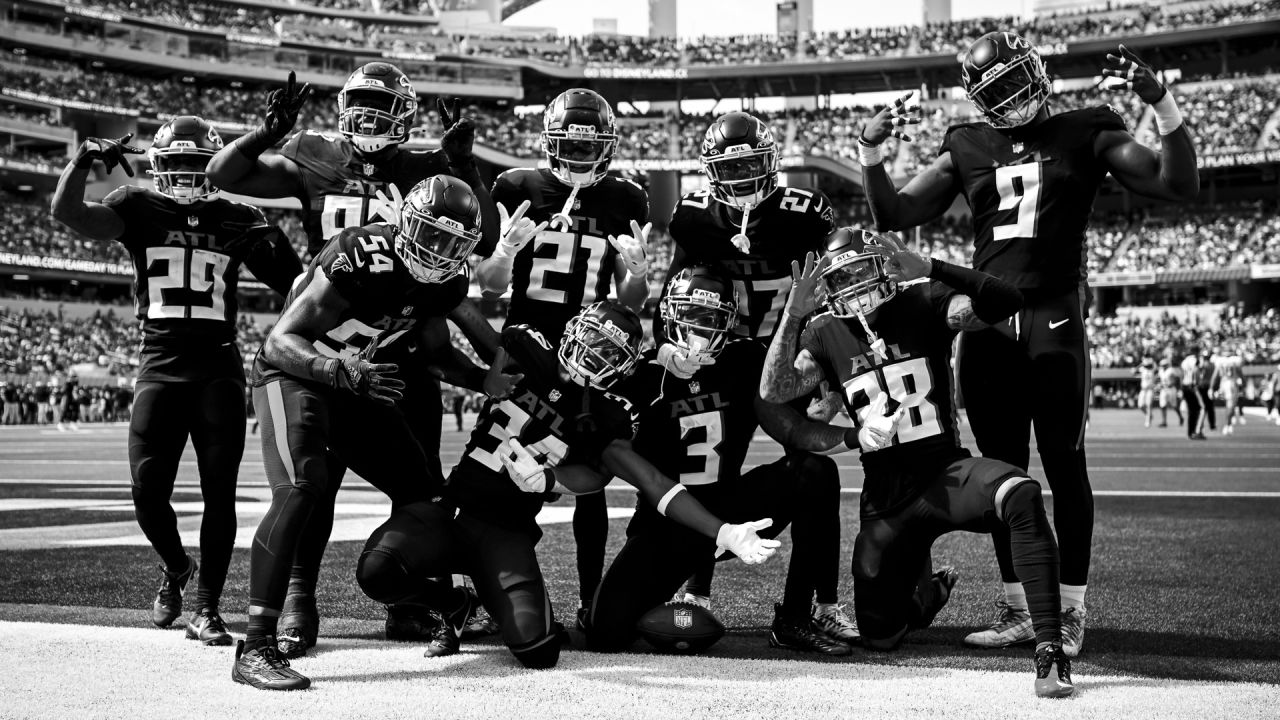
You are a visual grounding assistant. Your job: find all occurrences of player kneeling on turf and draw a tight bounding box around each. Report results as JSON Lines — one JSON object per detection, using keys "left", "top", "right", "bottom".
{"left": 583, "top": 264, "right": 850, "bottom": 655}
{"left": 354, "top": 300, "right": 779, "bottom": 670}
{"left": 760, "top": 229, "right": 1074, "bottom": 698}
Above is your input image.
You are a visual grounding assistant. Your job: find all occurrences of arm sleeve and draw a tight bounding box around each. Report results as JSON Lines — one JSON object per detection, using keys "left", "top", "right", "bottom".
{"left": 243, "top": 223, "right": 304, "bottom": 297}
{"left": 100, "top": 187, "right": 137, "bottom": 248}
{"left": 926, "top": 260, "right": 1024, "bottom": 325}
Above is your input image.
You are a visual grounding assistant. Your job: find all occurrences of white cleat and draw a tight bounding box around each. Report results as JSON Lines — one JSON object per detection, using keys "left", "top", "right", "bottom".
{"left": 1060, "top": 606, "right": 1087, "bottom": 658}
{"left": 964, "top": 600, "right": 1034, "bottom": 648}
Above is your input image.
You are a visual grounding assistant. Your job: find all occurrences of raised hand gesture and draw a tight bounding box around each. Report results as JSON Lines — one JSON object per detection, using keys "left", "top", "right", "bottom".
{"left": 437, "top": 97, "right": 475, "bottom": 167}
{"left": 866, "top": 231, "right": 931, "bottom": 283}
{"left": 263, "top": 70, "right": 312, "bottom": 140}
{"left": 859, "top": 91, "right": 922, "bottom": 146}
{"left": 786, "top": 251, "right": 829, "bottom": 320}
{"left": 1101, "top": 45, "right": 1166, "bottom": 104}
{"left": 74, "top": 133, "right": 145, "bottom": 176}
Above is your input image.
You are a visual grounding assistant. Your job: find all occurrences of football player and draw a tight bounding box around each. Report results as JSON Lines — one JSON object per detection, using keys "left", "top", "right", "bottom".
{"left": 1158, "top": 356, "right": 1184, "bottom": 428}
{"left": 761, "top": 229, "right": 1074, "bottom": 698}
{"left": 50, "top": 117, "right": 302, "bottom": 646}
{"left": 859, "top": 34, "right": 1199, "bottom": 656}
{"left": 232, "top": 176, "right": 510, "bottom": 690}
{"left": 1136, "top": 357, "right": 1158, "bottom": 428}
{"left": 585, "top": 265, "right": 850, "bottom": 654}
{"left": 652, "top": 111, "right": 845, "bottom": 635}
{"left": 206, "top": 64, "right": 500, "bottom": 656}
{"left": 474, "top": 87, "right": 650, "bottom": 628}
{"left": 354, "top": 300, "right": 780, "bottom": 670}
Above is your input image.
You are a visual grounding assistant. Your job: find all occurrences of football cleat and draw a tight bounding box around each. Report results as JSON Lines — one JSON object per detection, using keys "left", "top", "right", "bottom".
{"left": 232, "top": 639, "right": 311, "bottom": 691}
{"left": 911, "top": 566, "right": 959, "bottom": 630}
{"left": 276, "top": 593, "right": 319, "bottom": 660}
{"left": 1060, "top": 606, "right": 1087, "bottom": 658}
{"left": 769, "top": 603, "right": 852, "bottom": 656}
{"left": 152, "top": 555, "right": 197, "bottom": 628}
{"left": 963, "top": 600, "right": 1034, "bottom": 649}
{"left": 385, "top": 604, "right": 440, "bottom": 642}
{"left": 812, "top": 604, "right": 860, "bottom": 644}
{"left": 424, "top": 588, "right": 477, "bottom": 658}
{"left": 1034, "top": 642, "right": 1075, "bottom": 698}
{"left": 461, "top": 605, "right": 501, "bottom": 639}
{"left": 185, "top": 607, "right": 233, "bottom": 646}
{"left": 575, "top": 606, "right": 591, "bottom": 633}
{"left": 681, "top": 593, "right": 713, "bottom": 611}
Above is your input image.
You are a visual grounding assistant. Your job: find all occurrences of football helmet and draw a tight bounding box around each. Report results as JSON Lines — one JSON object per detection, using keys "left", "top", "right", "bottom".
{"left": 700, "top": 112, "right": 779, "bottom": 210}
{"left": 148, "top": 116, "right": 222, "bottom": 203}
{"left": 660, "top": 265, "right": 739, "bottom": 360}
{"left": 541, "top": 88, "right": 617, "bottom": 187}
{"left": 394, "top": 175, "right": 482, "bottom": 284}
{"left": 820, "top": 227, "right": 898, "bottom": 318}
{"left": 961, "top": 31, "right": 1052, "bottom": 129}
{"left": 559, "top": 300, "right": 643, "bottom": 390}
{"left": 338, "top": 62, "right": 418, "bottom": 154}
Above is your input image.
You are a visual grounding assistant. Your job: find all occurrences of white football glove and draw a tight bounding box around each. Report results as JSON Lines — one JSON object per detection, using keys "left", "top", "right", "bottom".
{"left": 856, "top": 394, "right": 905, "bottom": 453}
{"left": 657, "top": 342, "right": 714, "bottom": 380}
{"left": 715, "top": 519, "right": 780, "bottom": 565}
{"left": 369, "top": 184, "right": 404, "bottom": 226}
{"left": 607, "top": 220, "right": 652, "bottom": 276}
{"left": 494, "top": 200, "right": 547, "bottom": 259}
{"left": 500, "top": 438, "right": 551, "bottom": 494}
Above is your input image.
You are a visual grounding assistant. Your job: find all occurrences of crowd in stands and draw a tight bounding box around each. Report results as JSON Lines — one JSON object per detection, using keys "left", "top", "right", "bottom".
{"left": 1088, "top": 303, "right": 1280, "bottom": 369}
{"left": 42, "top": 0, "right": 1280, "bottom": 67}
{"left": 1107, "top": 202, "right": 1280, "bottom": 272}
{"left": 0, "top": 198, "right": 130, "bottom": 266}
{"left": 0, "top": 306, "right": 140, "bottom": 377}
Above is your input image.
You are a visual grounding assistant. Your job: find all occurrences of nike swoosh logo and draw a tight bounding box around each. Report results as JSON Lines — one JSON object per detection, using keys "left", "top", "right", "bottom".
{"left": 1049, "top": 319, "right": 1069, "bottom": 329}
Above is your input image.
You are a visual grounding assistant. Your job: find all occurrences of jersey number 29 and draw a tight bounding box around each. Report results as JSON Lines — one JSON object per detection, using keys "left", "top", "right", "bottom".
{"left": 145, "top": 246, "right": 230, "bottom": 321}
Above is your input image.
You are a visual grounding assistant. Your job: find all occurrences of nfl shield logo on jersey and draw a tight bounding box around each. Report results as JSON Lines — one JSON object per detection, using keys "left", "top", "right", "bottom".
{"left": 548, "top": 389, "right": 562, "bottom": 402}
{"left": 187, "top": 215, "right": 199, "bottom": 227}
{"left": 689, "top": 381, "right": 701, "bottom": 394}
{"left": 401, "top": 305, "right": 414, "bottom": 316}
{"left": 674, "top": 607, "right": 693, "bottom": 629}
{"left": 363, "top": 163, "right": 377, "bottom": 176}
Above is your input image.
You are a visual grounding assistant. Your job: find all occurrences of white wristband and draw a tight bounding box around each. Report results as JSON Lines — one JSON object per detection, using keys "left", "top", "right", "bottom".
{"left": 1152, "top": 91, "right": 1183, "bottom": 136}
{"left": 857, "top": 139, "right": 884, "bottom": 167}
{"left": 656, "top": 484, "right": 687, "bottom": 516}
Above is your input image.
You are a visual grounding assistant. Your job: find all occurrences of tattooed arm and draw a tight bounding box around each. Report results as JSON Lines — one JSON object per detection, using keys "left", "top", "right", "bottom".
{"left": 760, "top": 251, "right": 828, "bottom": 403}
{"left": 755, "top": 396, "right": 854, "bottom": 455}
{"left": 927, "top": 260, "right": 1024, "bottom": 331}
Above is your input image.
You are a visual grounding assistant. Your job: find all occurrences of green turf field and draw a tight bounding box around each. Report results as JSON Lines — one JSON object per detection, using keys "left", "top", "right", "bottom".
{"left": 1, "top": 409, "right": 1278, "bottom": 718}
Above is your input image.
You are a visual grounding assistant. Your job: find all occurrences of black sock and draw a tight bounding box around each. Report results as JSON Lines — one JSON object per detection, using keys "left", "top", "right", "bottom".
{"left": 1003, "top": 482, "right": 1062, "bottom": 647}
{"left": 246, "top": 615, "right": 279, "bottom": 648}
{"left": 572, "top": 491, "right": 608, "bottom": 607}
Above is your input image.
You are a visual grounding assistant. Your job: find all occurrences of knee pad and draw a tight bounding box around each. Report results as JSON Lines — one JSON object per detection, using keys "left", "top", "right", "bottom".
{"left": 510, "top": 633, "right": 560, "bottom": 669}
{"left": 356, "top": 546, "right": 414, "bottom": 605}
{"left": 996, "top": 478, "right": 1042, "bottom": 524}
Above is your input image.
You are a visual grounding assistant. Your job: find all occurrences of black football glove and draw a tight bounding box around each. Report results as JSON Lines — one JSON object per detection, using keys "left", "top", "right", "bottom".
{"left": 263, "top": 70, "right": 313, "bottom": 141}
{"left": 332, "top": 357, "right": 404, "bottom": 406}
{"left": 437, "top": 97, "right": 475, "bottom": 167}
{"left": 74, "top": 133, "right": 145, "bottom": 176}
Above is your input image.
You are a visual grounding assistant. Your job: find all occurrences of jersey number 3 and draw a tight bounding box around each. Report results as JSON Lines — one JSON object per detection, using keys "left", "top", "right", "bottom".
{"left": 992, "top": 162, "right": 1041, "bottom": 242}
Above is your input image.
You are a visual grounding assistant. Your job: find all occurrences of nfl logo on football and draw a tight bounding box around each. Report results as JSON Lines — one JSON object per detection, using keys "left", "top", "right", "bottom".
{"left": 674, "top": 607, "right": 693, "bottom": 630}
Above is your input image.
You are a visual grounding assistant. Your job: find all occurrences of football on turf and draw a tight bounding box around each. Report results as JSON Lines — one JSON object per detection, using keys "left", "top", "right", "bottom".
{"left": 637, "top": 601, "right": 725, "bottom": 654}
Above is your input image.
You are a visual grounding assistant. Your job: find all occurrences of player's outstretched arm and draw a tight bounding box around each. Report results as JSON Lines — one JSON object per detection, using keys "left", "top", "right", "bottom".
{"left": 858, "top": 91, "right": 962, "bottom": 232}
{"left": 264, "top": 268, "right": 404, "bottom": 406}
{"left": 754, "top": 396, "right": 852, "bottom": 455}
{"left": 50, "top": 135, "right": 142, "bottom": 240}
{"left": 868, "top": 232, "right": 1023, "bottom": 329}
{"left": 446, "top": 298, "right": 500, "bottom": 365}
{"left": 600, "top": 439, "right": 779, "bottom": 563}
{"left": 1096, "top": 45, "right": 1199, "bottom": 203}
{"left": 610, "top": 219, "right": 653, "bottom": 312}
{"left": 760, "top": 253, "right": 827, "bottom": 403}
{"left": 207, "top": 71, "right": 308, "bottom": 199}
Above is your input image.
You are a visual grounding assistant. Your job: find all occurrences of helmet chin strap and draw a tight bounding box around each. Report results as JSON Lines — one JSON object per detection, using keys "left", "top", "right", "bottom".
{"left": 730, "top": 202, "right": 754, "bottom": 254}
{"left": 854, "top": 309, "right": 888, "bottom": 360}
{"left": 550, "top": 182, "right": 582, "bottom": 232}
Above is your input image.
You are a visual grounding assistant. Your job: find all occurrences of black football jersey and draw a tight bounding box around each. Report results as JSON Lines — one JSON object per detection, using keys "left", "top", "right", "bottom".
{"left": 252, "top": 226, "right": 468, "bottom": 385}
{"left": 448, "top": 324, "right": 638, "bottom": 537}
{"left": 282, "top": 130, "right": 454, "bottom": 256}
{"left": 668, "top": 186, "right": 835, "bottom": 340}
{"left": 625, "top": 339, "right": 765, "bottom": 487}
{"left": 103, "top": 186, "right": 279, "bottom": 382}
{"left": 492, "top": 168, "right": 648, "bottom": 341}
{"left": 800, "top": 283, "right": 968, "bottom": 517}
{"left": 941, "top": 106, "right": 1126, "bottom": 292}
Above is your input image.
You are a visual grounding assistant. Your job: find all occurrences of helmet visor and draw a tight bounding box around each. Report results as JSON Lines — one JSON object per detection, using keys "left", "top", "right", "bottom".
{"left": 150, "top": 147, "right": 215, "bottom": 201}
{"left": 543, "top": 130, "right": 616, "bottom": 185}
{"left": 820, "top": 254, "right": 894, "bottom": 317}
{"left": 968, "top": 53, "right": 1049, "bottom": 128}
{"left": 702, "top": 147, "right": 778, "bottom": 207}
{"left": 662, "top": 293, "right": 737, "bottom": 357}
{"left": 396, "top": 206, "right": 479, "bottom": 283}
{"left": 339, "top": 87, "right": 415, "bottom": 141}
{"left": 558, "top": 316, "right": 637, "bottom": 389}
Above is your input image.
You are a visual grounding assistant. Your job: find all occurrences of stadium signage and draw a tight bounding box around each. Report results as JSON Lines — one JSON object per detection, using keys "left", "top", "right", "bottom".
{"left": 583, "top": 67, "right": 690, "bottom": 80}
{"left": 156, "top": 113, "right": 252, "bottom": 133}
{"left": 1091, "top": 271, "right": 1157, "bottom": 287}
{"left": 0, "top": 253, "right": 131, "bottom": 276}
{"left": 1251, "top": 264, "right": 1280, "bottom": 280}
{"left": 0, "top": 156, "right": 57, "bottom": 175}
{"left": 227, "top": 34, "right": 281, "bottom": 48}
{"left": 1, "top": 88, "right": 137, "bottom": 117}
{"left": 1199, "top": 149, "right": 1280, "bottom": 168}
{"left": 63, "top": 4, "right": 120, "bottom": 22}
{"left": 383, "top": 51, "right": 437, "bottom": 62}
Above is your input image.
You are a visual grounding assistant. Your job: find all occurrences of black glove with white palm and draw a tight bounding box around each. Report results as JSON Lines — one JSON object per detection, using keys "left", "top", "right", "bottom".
{"left": 329, "top": 357, "right": 404, "bottom": 406}
{"left": 74, "top": 133, "right": 145, "bottom": 176}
